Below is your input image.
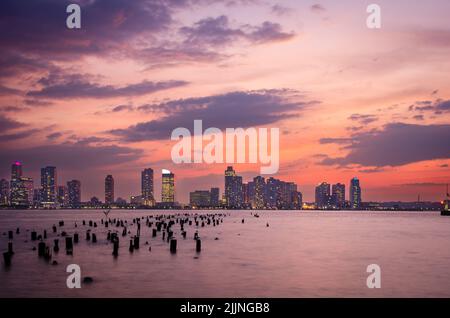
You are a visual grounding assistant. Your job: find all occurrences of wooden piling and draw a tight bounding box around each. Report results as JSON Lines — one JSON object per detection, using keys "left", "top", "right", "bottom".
{"left": 3, "top": 252, "right": 11, "bottom": 266}
{"left": 92, "top": 233, "right": 97, "bottom": 243}
{"left": 134, "top": 236, "right": 140, "bottom": 249}
{"left": 65, "top": 237, "right": 73, "bottom": 255}
{"left": 8, "top": 242, "right": 14, "bottom": 255}
{"left": 53, "top": 239, "right": 59, "bottom": 252}
{"left": 170, "top": 239, "right": 177, "bottom": 253}
{"left": 8, "top": 231, "right": 13, "bottom": 240}
{"left": 74, "top": 233, "right": 79, "bottom": 243}
{"left": 38, "top": 241, "right": 46, "bottom": 257}
{"left": 31, "top": 231, "right": 37, "bottom": 241}
{"left": 196, "top": 239, "right": 201, "bottom": 252}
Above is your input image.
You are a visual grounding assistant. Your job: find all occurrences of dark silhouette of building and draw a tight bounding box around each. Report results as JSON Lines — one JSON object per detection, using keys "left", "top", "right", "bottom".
{"left": 105, "top": 175, "right": 114, "bottom": 205}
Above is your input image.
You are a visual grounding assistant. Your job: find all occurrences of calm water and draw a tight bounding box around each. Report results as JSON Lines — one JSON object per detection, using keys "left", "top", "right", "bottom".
{"left": 0, "top": 210, "right": 449, "bottom": 298}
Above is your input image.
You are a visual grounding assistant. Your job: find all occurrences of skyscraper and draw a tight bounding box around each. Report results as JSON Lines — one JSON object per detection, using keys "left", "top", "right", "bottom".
{"left": 141, "top": 168, "right": 154, "bottom": 207}
{"left": 161, "top": 169, "right": 175, "bottom": 203}
{"left": 10, "top": 162, "right": 33, "bottom": 207}
{"left": 41, "top": 166, "right": 57, "bottom": 207}
{"left": 105, "top": 175, "right": 114, "bottom": 205}
{"left": 67, "top": 180, "right": 81, "bottom": 208}
{"left": 349, "top": 177, "right": 362, "bottom": 209}
{"left": 210, "top": 187, "right": 220, "bottom": 208}
{"left": 57, "top": 185, "right": 68, "bottom": 208}
{"left": 224, "top": 166, "right": 243, "bottom": 209}
{"left": 0, "top": 179, "right": 10, "bottom": 206}
{"left": 253, "top": 176, "right": 266, "bottom": 209}
{"left": 332, "top": 183, "right": 345, "bottom": 209}
{"left": 315, "top": 182, "right": 331, "bottom": 209}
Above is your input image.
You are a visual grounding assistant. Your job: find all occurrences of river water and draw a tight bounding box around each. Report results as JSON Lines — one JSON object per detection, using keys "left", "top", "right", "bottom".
{"left": 0, "top": 210, "right": 449, "bottom": 297}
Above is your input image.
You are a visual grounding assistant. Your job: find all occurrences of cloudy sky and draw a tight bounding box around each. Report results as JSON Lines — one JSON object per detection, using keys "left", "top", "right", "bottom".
{"left": 0, "top": 0, "right": 449, "bottom": 202}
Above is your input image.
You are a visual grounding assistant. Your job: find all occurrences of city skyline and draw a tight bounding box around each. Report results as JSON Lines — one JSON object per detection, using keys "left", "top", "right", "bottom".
{"left": 0, "top": 160, "right": 444, "bottom": 210}
{"left": 0, "top": 1, "right": 449, "bottom": 203}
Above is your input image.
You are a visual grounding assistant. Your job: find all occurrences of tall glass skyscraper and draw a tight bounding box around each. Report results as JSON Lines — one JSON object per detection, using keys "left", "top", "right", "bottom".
{"left": 105, "top": 175, "right": 114, "bottom": 205}
{"left": 141, "top": 168, "right": 154, "bottom": 206}
{"left": 0, "top": 179, "right": 9, "bottom": 206}
{"left": 41, "top": 166, "right": 57, "bottom": 207}
{"left": 349, "top": 177, "right": 362, "bottom": 209}
{"left": 224, "top": 166, "right": 243, "bottom": 209}
{"left": 161, "top": 169, "right": 175, "bottom": 203}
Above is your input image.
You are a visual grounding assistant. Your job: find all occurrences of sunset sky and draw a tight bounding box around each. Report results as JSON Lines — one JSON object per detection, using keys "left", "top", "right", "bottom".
{"left": 0, "top": 0, "right": 449, "bottom": 203}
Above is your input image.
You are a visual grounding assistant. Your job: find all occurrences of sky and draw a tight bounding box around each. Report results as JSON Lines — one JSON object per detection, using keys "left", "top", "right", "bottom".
{"left": 0, "top": 0, "right": 449, "bottom": 203}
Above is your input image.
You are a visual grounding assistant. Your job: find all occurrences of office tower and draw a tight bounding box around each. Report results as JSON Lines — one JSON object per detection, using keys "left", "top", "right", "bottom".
{"left": 224, "top": 166, "right": 243, "bottom": 209}
{"left": 210, "top": 187, "right": 220, "bottom": 208}
{"left": 67, "top": 180, "right": 81, "bottom": 208}
{"left": 41, "top": 166, "right": 57, "bottom": 207}
{"left": 332, "top": 183, "right": 346, "bottom": 209}
{"left": 57, "top": 185, "right": 69, "bottom": 208}
{"left": 10, "top": 161, "right": 33, "bottom": 207}
{"left": 141, "top": 168, "right": 155, "bottom": 207}
{"left": 11, "top": 161, "right": 22, "bottom": 179}
{"left": 105, "top": 175, "right": 114, "bottom": 205}
{"left": 190, "top": 190, "right": 211, "bottom": 208}
{"left": 349, "top": 177, "right": 362, "bottom": 209}
{"left": 253, "top": 176, "right": 266, "bottom": 209}
{"left": 161, "top": 169, "right": 175, "bottom": 203}
{"left": 315, "top": 182, "right": 331, "bottom": 209}
{"left": 0, "top": 179, "right": 9, "bottom": 206}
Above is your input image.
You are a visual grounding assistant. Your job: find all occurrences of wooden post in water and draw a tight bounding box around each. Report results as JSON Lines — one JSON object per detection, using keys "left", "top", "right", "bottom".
{"left": 74, "top": 233, "right": 79, "bottom": 243}
{"left": 38, "top": 241, "right": 46, "bottom": 257}
{"left": 112, "top": 238, "right": 119, "bottom": 257}
{"left": 92, "top": 233, "right": 97, "bottom": 243}
{"left": 129, "top": 239, "right": 134, "bottom": 252}
{"left": 196, "top": 239, "right": 201, "bottom": 252}
{"left": 8, "top": 231, "right": 13, "bottom": 240}
{"left": 152, "top": 228, "right": 157, "bottom": 237}
{"left": 170, "top": 239, "right": 177, "bottom": 253}
{"left": 3, "top": 252, "right": 11, "bottom": 266}
{"left": 65, "top": 237, "right": 73, "bottom": 255}
{"left": 53, "top": 239, "right": 59, "bottom": 252}
{"left": 31, "top": 231, "right": 37, "bottom": 241}
{"left": 134, "top": 236, "right": 140, "bottom": 249}
{"left": 8, "top": 242, "right": 14, "bottom": 255}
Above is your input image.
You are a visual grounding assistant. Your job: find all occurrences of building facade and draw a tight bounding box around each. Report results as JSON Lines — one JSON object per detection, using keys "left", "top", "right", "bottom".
{"left": 105, "top": 175, "right": 114, "bottom": 205}
{"left": 141, "top": 168, "right": 155, "bottom": 207}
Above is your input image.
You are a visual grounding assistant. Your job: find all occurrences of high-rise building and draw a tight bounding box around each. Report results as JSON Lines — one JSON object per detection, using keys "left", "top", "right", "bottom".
{"left": 349, "top": 177, "right": 362, "bottom": 209}
{"left": 315, "top": 182, "right": 331, "bottom": 209}
{"left": 11, "top": 161, "right": 22, "bottom": 179}
{"left": 10, "top": 162, "right": 33, "bottom": 207}
{"left": 105, "top": 175, "right": 114, "bottom": 205}
{"left": 161, "top": 169, "right": 175, "bottom": 203}
{"left": 41, "top": 166, "right": 57, "bottom": 207}
{"left": 57, "top": 185, "right": 69, "bottom": 208}
{"left": 190, "top": 190, "right": 211, "bottom": 208}
{"left": 67, "top": 180, "right": 81, "bottom": 208}
{"left": 0, "top": 179, "right": 9, "bottom": 206}
{"left": 141, "top": 168, "right": 154, "bottom": 207}
{"left": 210, "top": 187, "right": 220, "bottom": 208}
{"left": 224, "top": 166, "right": 243, "bottom": 209}
{"left": 253, "top": 176, "right": 266, "bottom": 209}
{"left": 332, "top": 183, "right": 345, "bottom": 209}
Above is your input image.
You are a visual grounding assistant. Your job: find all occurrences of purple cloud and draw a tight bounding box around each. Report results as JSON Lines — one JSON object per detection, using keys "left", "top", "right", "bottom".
{"left": 110, "top": 89, "right": 317, "bottom": 141}
{"left": 320, "top": 123, "right": 450, "bottom": 167}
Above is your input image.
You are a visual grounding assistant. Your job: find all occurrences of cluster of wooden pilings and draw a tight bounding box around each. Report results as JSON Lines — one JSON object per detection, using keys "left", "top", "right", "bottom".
{"left": 2, "top": 212, "right": 228, "bottom": 266}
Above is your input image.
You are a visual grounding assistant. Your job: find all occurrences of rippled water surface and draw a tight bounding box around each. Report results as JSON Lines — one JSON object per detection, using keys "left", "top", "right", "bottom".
{"left": 1, "top": 210, "right": 449, "bottom": 297}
